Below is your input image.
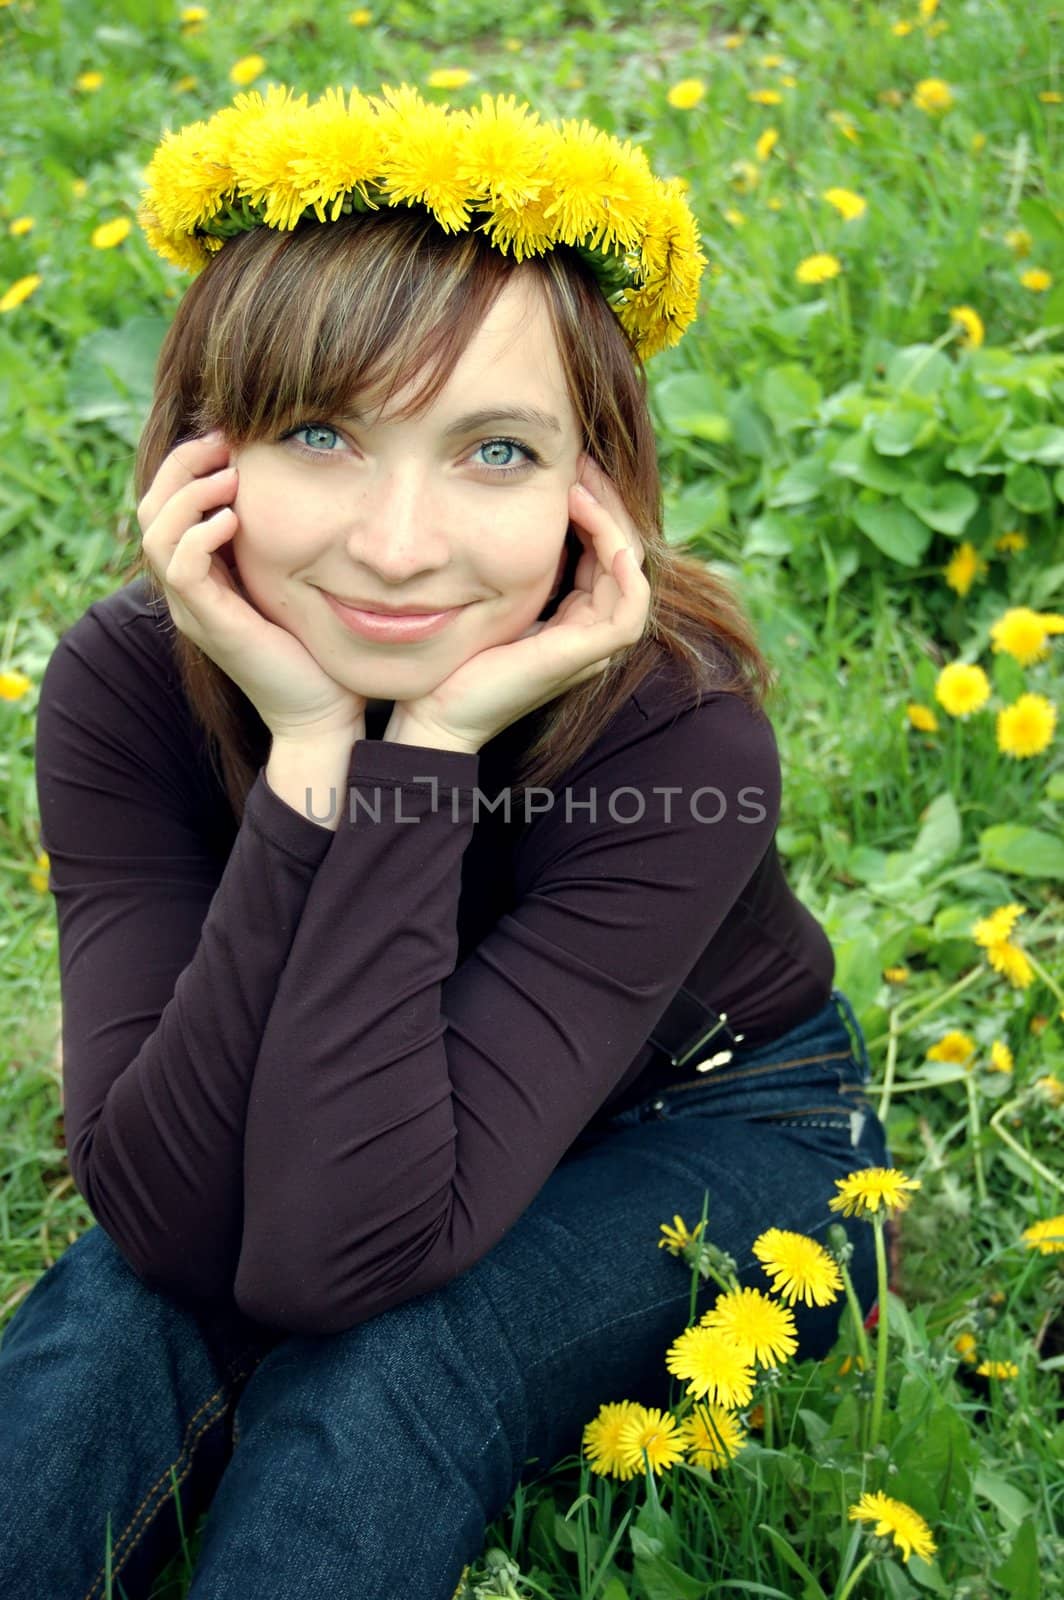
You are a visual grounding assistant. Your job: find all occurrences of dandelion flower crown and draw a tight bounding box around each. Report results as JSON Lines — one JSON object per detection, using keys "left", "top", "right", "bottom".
{"left": 137, "top": 82, "right": 707, "bottom": 361}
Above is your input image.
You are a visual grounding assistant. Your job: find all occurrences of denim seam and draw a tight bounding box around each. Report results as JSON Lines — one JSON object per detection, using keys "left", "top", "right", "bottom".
{"left": 81, "top": 1349, "right": 263, "bottom": 1600}
{"left": 656, "top": 1047, "right": 853, "bottom": 1097}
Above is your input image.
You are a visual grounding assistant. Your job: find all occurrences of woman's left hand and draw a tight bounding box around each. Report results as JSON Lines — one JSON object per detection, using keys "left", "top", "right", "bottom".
{"left": 383, "top": 458, "right": 650, "bottom": 754}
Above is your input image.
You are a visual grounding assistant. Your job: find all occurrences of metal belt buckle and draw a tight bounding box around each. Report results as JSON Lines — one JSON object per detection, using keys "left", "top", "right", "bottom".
{"left": 648, "top": 986, "right": 745, "bottom": 1075}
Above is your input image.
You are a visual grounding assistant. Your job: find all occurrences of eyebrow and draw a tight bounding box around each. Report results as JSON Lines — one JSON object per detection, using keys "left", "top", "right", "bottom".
{"left": 343, "top": 405, "right": 564, "bottom": 437}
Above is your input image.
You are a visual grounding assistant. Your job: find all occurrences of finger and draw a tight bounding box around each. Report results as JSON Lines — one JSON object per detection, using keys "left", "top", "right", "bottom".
{"left": 137, "top": 431, "right": 231, "bottom": 531}
{"left": 141, "top": 466, "right": 239, "bottom": 564}
{"left": 570, "top": 482, "right": 638, "bottom": 585}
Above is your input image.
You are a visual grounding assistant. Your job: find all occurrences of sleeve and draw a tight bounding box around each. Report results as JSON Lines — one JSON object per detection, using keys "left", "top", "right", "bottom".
{"left": 34, "top": 611, "right": 334, "bottom": 1303}
{"left": 235, "top": 690, "right": 782, "bottom": 1334}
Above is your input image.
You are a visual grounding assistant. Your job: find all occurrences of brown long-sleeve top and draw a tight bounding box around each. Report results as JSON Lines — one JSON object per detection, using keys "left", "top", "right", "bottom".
{"left": 34, "top": 577, "right": 834, "bottom": 1335}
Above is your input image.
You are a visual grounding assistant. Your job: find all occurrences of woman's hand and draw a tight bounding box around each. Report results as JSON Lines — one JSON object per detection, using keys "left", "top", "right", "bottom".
{"left": 384, "top": 457, "right": 650, "bottom": 753}
{"left": 138, "top": 431, "right": 367, "bottom": 742}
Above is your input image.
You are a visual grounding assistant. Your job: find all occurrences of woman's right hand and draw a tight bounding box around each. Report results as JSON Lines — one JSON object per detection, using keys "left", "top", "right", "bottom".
{"left": 138, "top": 430, "right": 367, "bottom": 741}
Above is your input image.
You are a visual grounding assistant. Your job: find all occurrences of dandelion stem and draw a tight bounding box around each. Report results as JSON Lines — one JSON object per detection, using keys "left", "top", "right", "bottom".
{"left": 868, "top": 1217, "right": 890, "bottom": 1454}
{"left": 1027, "top": 951, "right": 1064, "bottom": 1011}
{"left": 836, "top": 1255, "right": 873, "bottom": 1377}
{"left": 865, "top": 964, "right": 983, "bottom": 1052}
{"left": 876, "top": 1003, "right": 901, "bottom": 1125}
{"left": 988, "top": 1100, "right": 1064, "bottom": 1196}
{"left": 837, "top": 1550, "right": 876, "bottom": 1600}
{"left": 965, "top": 1073, "right": 988, "bottom": 1203}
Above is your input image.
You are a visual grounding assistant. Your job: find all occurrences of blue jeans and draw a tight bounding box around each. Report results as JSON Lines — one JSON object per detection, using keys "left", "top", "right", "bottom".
{"left": 0, "top": 989, "right": 888, "bottom": 1598}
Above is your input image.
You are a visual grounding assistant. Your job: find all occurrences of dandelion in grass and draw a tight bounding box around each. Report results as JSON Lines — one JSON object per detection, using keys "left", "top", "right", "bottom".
{"left": 729, "top": 161, "right": 760, "bottom": 194}
{"left": 779, "top": 74, "right": 798, "bottom": 88}
{"left": 664, "top": 1324, "right": 756, "bottom": 1408}
{"left": 582, "top": 1400, "right": 646, "bottom": 1480}
{"left": 892, "top": 19, "right": 914, "bottom": 34}
{"left": 1040, "top": 90, "right": 1063, "bottom": 103}
{"left": 949, "top": 304, "right": 985, "bottom": 349}
{"left": 701, "top": 1286, "right": 798, "bottom": 1368}
{"left": 0, "top": 275, "right": 42, "bottom": 313}
{"left": 913, "top": 78, "right": 953, "bottom": 113}
{"left": 822, "top": 186, "right": 866, "bottom": 220}
{"left": 973, "top": 904, "right": 1025, "bottom": 946}
{"left": 976, "top": 1359, "right": 1019, "bottom": 1379}
{"left": 722, "top": 33, "right": 743, "bottom": 49}
{"left": 1022, "top": 1215, "right": 1064, "bottom": 1254}
{"left": 667, "top": 79, "right": 705, "bottom": 109}
{"left": 827, "top": 110, "right": 860, "bottom": 142}
{"left": 724, "top": 208, "right": 747, "bottom": 228}
{"left": 76, "top": 71, "right": 104, "bottom": 91}
{"left": 9, "top": 217, "right": 34, "bottom": 236}
{"left": 755, "top": 127, "right": 778, "bottom": 161}
{"left": 30, "top": 851, "right": 50, "bottom": 893}
{"left": 906, "top": 704, "right": 938, "bottom": 733}
{"left": 1004, "top": 227, "right": 1032, "bottom": 257}
{"left": 350, "top": 7, "right": 372, "bottom": 21}
{"left": 176, "top": 76, "right": 198, "bottom": 92}
{"left": 760, "top": 53, "right": 784, "bottom": 68}
{"left": 972, "top": 905, "right": 1034, "bottom": 990}
{"left": 0, "top": 670, "right": 33, "bottom": 700}
{"left": 91, "top": 218, "right": 131, "bottom": 249}
{"left": 230, "top": 55, "right": 266, "bottom": 87}
{"left": 751, "top": 1228, "right": 842, "bottom": 1306}
{"left": 427, "top": 68, "right": 473, "bottom": 90}
{"left": 615, "top": 1404, "right": 686, "bottom": 1477}
{"left": 1035, "top": 1074, "right": 1064, "bottom": 1106}
{"left": 796, "top": 252, "right": 842, "bottom": 284}
{"left": 658, "top": 1214, "right": 705, "bottom": 1256}
{"left": 849, "top": 1492, "right": 937, "bottom": 1563}
{"left": 953, "top": 1331, "right": 978, "bottom": 1364}
{"left": 678, "top": 1403, "right": 747, "bottom": 1470}
{"left": 829, "top": 1167, "right": 921, "bottom": 1219}
{"left": 989, "top": 1040, "right": 1013, "bottom": 1074}
{"left": 180, "top": 6, "right": 208, "bottom": 21}
{"left": 997, "top": 694, "right": 1056, "bottom": 759}
{"left": 990, "top": 606, "right": 1064, "bottom": 666}
{"left": 748, "top": 88, "right": 783, "bottom": 105}
{"left": 919, "top": 0, "right": 940, "bottom": 16}
{"left": 1020, "top": 267, "right": 1052, "bottom": 292}
{"left": 943, "top": 541, "right": 986, "bottom": 596}
{"left": 927, "top": 1031, "right": 976, "bottom": 1068}
{"left": 883, "top": 964, "right": 911, "bottom": 983}
{"left": 995, "top": 530, "right": 1028, "bottom": 554}
{"left": 934, "top": 661, "right": 990, "bottom": 717}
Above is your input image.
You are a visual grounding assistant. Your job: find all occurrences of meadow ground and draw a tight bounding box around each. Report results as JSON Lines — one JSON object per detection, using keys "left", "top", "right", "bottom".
{"left": 1, "top": 0, "right": 1061, "bottom": 1594}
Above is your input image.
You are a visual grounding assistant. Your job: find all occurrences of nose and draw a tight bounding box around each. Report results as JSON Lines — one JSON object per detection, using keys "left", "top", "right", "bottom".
{"left": 343, "top": 467, "right": 451, "bottom": 585}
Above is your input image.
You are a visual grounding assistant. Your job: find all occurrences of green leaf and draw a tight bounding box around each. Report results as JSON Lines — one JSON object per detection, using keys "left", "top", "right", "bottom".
{"left": 872, "top": 406, "right": 938, "bottom": 457}
{"left": 851, "top": 497, "right": 933, "bottom": 565}
{"left": 979, "top": 825, "right": 1064, "bottom": 880}
{"left": 913, "top": 793, "right": 962, "bottom": 866}
{"left": 663, "top": 481, "right": 730, "bottom": 543}
{"left": 900, "top": 480, "right": 979, "bottom": 534}
{"left": 759, "top": 364, "right": 823, "bottom": 435}
{"left": 828, "top": 430, "right": 913, "bottom": 492}
{"left": 66, "top": 316, "right": 169, "bottom": 445}
{"left": 767, "top": 457, "right": 830, "bottom": 507}
{"left": 974, "top": 1466, "right": 1034, "bottom": 1531}
{"left": 1054, "top": 466, "right": 1064, "bottom": 503}
{"left": 991, "top": 1515, "right": 1041, "bottom": 1599}
{"left": 757, "top": 1525, "right": 828, "bottom": 1599}
{"left": 1004, "top": 463, "right": 1052, "bottom": 514}
{"left": 745, "top": 512, "right": 801, "bottom": 557}
{"left": 652, "top": 372, "right": 731, "bottom": 442}
{"left": 886, "top": 345, "right": 954, "bottom": 396}
{"left": 1002, "top": 426, "right": 1064, "bottom": 465}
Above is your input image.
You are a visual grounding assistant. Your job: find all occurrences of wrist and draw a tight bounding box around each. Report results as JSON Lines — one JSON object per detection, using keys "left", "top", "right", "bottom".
{"left": 380, "top": 710, "right": 481, "bottom": 755}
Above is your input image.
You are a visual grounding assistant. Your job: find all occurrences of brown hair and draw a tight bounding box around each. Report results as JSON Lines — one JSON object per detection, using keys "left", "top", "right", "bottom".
{"left": 122, "top": 207, "right": 774, "bottom": 822}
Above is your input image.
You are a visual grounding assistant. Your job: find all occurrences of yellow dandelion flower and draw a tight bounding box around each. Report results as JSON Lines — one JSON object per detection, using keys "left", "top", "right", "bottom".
{"left": 371, "top": 84, "right": 478, "bottom": 234}
{"left": 0, "top": 670, "right": 33, "bottom": 701}
{"left": 0, "top": 274, "right": 42, "bottom": 313}
{"left": 906, "top": 703, "right": 938, "bottom": 733}
{"left": 828, "top": 110, "right": 861, "bottom": 142}
{"left": 879, "top": 87, "right": 905, "bottom": 107}
{"left": 766, "top": 197, "right": 783, "bottom": 211}
{"left": 229, "top": 55, "right": 266, "bottom": 88}
{"left": 986, "top": 940, "right": 1034, "bottom": 989}
{"left": 927, "top": 1031, "right": 976, "bottom": 1067}
{"left": 180, "top": 5, "right": 208, "bottom": 20}
{"left": 667, "top": 79, "right": 706, "bottom": 110}
{"left": 723, "top": 207, "right": 747, "bottom": 227}
{"left": 913, "top": 78, "right": 954, "bottom": 114}
{"left": 76, "top": 71, "right": 104, "bottom": 92}
{"left": 990, "top": 606, "right": 1064, "bottom": 665}
{"left": 749, "top": 89, "right": 783, "bottom": 105}
{"left": 615, "top": 1404, "right": 686, "bottom": 1476}
{"left": 176, "top": 75, "right": 198, "bottom": 92}
{"left": 658, "top": 1213, "right": 706, "bottom": 1255}
{"left": 665, "top": 1323, "right": 757, "bottom": 1408}
{"left": 883, "top": 965, "right": 911, "bottom": 983}
{"left": 1035, "top": 1073, "right": 1064, "bottom": 1105}
{"left": 722, "top": 33, "right": 743, "bottom": 49}
{"left": 943, "top": 541, "right": 987, "bottom": 596}
{"left": 29, "top": 850, "right": 50, "bottom": 894}
{"left": 1020, "top": 267, "right": 1052, "bottom": 292}
{"left": 224, "top": 88, "right": 316, "bottom": 231}
{"left": 9, "top": 216, "right": 34, "bottom": 236}
{"left": 289, "top": 86, "right": 381, "bottom": 224}
{"left": 1004, "top": 227, "right": 1032, "bottom": 258}
{"left": 582, "top": 1400, "right": 646, "bottom": 1480}
{"left": 426, "top": 68, "right": 473, "bottom": 90}
{"left": 751, "top": 1228, "right": 842, "bottom": 1307}
{"left": 849, "top": 1492, "right": 937, "bottom": 1564}
{"left": 701, "top": 1287, "right": 799, "bottom": 1368}
{"left": 995, "top": 530, "right": 1027, "bottom": 554}
{"left": 539, "top": 118, "right": 657, "bottom": 253}
{"left": 919, "top": 0, "right": 940, "bottom": 16}
{"left": 677, "top": 1404, "right": 747, "bottom": 1470}
{"left": 755, "top": 127, "right": 779, "bottom": 161}
{"left": 729, "top": 160, "right": 760, "bottom": 194}
{"left": 504, "top": 39, "right": 522, "bottom": 52}
{"left": 91, "top": 217, "right": 131, "bottom": 249}
{"left": 949, "top": 304, "right": 985, "bottom": 349}
{"left": 972, "top": 903, "right": 1025, "bottom": 947}
{"left": 778, "top": 74, "right": 798, "bottom": 88}
{"left": 71, "top": 178, "right": 88, "bottom": 197}
{"left": 349, "top": 6, "right": 372, "bottom": 21}
{"left": 822, "top": 186, "right": 867, "bottom": 221}
{"left": 829, "top": 1166, "right": 922, "bottom": 1219}
{"left": 1021, "top": 1214, "right": 1064, "bottom": 1254}
{"left": 989, "top": 1040, "right": 1013, "bottom": 1074}
{"left": 976, "top": 1359, "right": 1019, "bottom": 1379}
{"left": 1039, "top": 91, "right": 1063, "bottom": 104}
{"left": 457, "top": 93, "right": 548, "bottom": 212}
{"left": 760, "top": 53, "right": 784, "bottom": 69}
{"left": 953, "top": 1331, "right": 978, "bottom": 1363}
{"left": 997, "top": 694, "right": 1056, "bottom": 759}
{"left": 934, "top": 661, "right": 990, "bottom": 718}
{"left": 892, "top": 19, "right": 915, "bottom": 35}
{"left": 796, "top": 252, "right": 842, "bottom": 284}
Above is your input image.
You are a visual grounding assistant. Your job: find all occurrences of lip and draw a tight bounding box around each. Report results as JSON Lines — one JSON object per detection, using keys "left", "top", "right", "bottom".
{"left": 322, "top": 590, "right": 468, "bottom": 642}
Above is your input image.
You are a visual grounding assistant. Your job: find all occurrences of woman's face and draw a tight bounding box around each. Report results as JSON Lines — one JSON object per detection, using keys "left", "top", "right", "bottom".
{"left": 228, "top": 272, "right": 584, "bottom": 709}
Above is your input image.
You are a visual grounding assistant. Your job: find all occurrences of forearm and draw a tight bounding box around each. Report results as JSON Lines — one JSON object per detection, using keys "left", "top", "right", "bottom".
{"left": 265, "top": 722, "right": 365, "bottom": 831}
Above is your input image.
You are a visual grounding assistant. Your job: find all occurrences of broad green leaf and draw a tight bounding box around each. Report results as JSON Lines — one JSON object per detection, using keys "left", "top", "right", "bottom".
{"left": 1002, "top": 425, "right": 1064, "bottom": 465}
{"left": 663, "top": 481, "right": 730, "bottom": 544}
{"left": 900, "top": 481, "right": 979, "bottom": 534}
{"left": 1004, "top": 462, "right": 1052, "bottom": 514}
{"left": 912, "top": 793, "right": 962, "bottom": 866}
{"left": 828, "top": 430, "right": 913, "bottom": 492}
{"left": 886, "top": 345, "right": 954, "bottom": 395}
{"left": 974, "top": 1466, "right": 1034, "bottom": 1531}
{"left": 652, "top": 372, "right": 730, "bottom": 439}
{"left": 767, "top": 457, "right": 830, "bottom": 506}
{"left": 1055, "top": 466, "right": 1064, "bottom": 503}
{"left": 872, "top": 406, "right": 938, "bottom": 457}
{"left": 759, "top": 363, "right": 823, "bottom": 434}
{"left": 991, "top": 1515, "right": 1041, "bottom": 1600}
{"left": 745, "top": 512, "right": 801, "bottom": 556}
{"left": 851, "top": 497, "right": 932, "bottom": 565}
{"left": 756, "top": 1525, "right": 828, "bottom": 1599}
{"left": 979, "top": 824, "right": 1064, "bottom": 880}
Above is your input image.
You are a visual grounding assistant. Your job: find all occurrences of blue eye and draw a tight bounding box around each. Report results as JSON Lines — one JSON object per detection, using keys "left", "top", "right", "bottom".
{"left": 473, "top": 438, "right": 540, "bottom": 476}
{"left": 289, "top": 423, "right": 342, "bottom": 453}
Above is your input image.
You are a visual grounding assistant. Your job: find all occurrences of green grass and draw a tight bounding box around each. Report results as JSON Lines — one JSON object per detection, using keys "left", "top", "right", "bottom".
{"left": 1, "top": 0, "right": 1062, "bottom": 1594}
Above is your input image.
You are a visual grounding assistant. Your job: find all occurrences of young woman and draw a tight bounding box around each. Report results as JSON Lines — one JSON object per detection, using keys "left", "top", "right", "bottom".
{"left": 0, "top": 84, "right": 889, "bottom": 1598}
